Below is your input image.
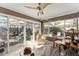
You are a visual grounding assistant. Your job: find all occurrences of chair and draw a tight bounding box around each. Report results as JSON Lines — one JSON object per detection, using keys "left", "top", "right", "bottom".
{"left": 0, "top": 48, "right": 4, "bottom": 56}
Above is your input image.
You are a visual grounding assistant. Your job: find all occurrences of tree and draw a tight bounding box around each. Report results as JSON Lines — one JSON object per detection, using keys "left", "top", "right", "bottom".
{"left": 50, "top": 26, "right": 62, "bottom": 35}
{"left": 26, "top": 28, "right": 32, "bottom": 40}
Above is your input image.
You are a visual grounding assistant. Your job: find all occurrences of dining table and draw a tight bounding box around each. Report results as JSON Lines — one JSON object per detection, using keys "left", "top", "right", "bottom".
{"left": 55, "top": 39, "right": 79, "bottom": 56}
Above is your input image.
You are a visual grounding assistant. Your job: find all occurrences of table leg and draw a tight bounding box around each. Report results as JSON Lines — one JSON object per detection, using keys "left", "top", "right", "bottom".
{"left": 59, "top": 44, "right": 61, "bottom": 56}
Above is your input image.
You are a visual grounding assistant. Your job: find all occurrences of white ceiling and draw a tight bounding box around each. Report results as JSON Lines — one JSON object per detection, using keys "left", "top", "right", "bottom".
{"left": 0, "top": 3, "right": 79, "bottom": 20}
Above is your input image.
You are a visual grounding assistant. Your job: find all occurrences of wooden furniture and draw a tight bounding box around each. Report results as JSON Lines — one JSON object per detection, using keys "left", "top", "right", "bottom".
{"left": 55, "top": 40, "right": 79, "bottom": 56}
{"left": 65, "top": 29, "right": 79, "bottom": 42}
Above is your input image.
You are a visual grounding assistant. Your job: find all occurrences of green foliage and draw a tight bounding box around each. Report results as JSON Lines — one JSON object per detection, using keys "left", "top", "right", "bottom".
{"left": 26, "top": 28, "right": 32, "bottom": 40}
{"left": 50, "top": 26, "right": 62, "bottom": 35}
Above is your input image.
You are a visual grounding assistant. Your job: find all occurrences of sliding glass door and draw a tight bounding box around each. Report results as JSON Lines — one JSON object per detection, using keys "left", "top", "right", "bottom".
{"left": 0, "top": 16, "right": 8, "bottom": 55}
{"left": 0, "top": 15, "right": 41, "bottom": 55}
{"left": 26, "top": 22, "right": 33, "bottom": 41}
{"left": 8, "top": 18, "right": 24, "bottom": 53}
{"left": 25, "top": 22, "right": 41, "bottom": 48}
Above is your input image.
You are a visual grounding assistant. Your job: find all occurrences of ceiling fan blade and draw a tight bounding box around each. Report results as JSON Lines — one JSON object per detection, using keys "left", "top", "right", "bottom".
{"left": 24, "top": 6, "right": 38, "bottom": 10}
{"left": 41, "top": 3, "right": 51, "bottom": 9}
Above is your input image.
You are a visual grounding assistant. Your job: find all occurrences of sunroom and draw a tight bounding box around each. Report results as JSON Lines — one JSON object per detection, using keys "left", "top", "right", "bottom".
{"left": 0, "top": 3, "right": 79, "bottom": 56}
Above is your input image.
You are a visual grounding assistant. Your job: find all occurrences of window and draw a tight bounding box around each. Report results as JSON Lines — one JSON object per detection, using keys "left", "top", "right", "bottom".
{"left": 44, "top": 20, "right": 64, "bottom": 36}
{"left": 26, "top": 22, "right": 33, "bottom": 41}
{"left": 44, "top": 23, "right": 50, "bottom": 35}
{"left": 44, "top": 18, "right": 78, "bottom": 37}
{"left": 9, "top": 18, "right": 24, "bottom": 53}
{"left": 34, "top": 23, "right": 40, "bottom": 31}
{"left": 0, "top": 16, "right": 8, "bottom": 55}
{"left": 65, "top": 18, "right": 77, "bottom": 31}
{"left": 0, "top": 15, "right": 41, "bottom": 55}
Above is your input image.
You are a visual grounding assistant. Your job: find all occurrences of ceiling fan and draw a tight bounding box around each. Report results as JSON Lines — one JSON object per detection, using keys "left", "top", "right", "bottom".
{"left": 24, "top": 3, "right": 50, "bottom": 16}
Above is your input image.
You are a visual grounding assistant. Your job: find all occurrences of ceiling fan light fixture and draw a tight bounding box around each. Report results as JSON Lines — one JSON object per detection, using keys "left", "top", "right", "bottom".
{"left": 37, "top": 10, "right": 44, "bottom": 16}
{"left": 24, "top": 3, "right": 50, "bottom": 16}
